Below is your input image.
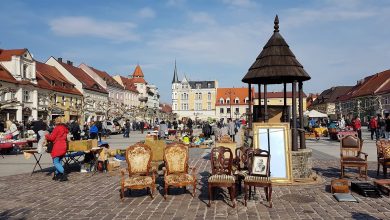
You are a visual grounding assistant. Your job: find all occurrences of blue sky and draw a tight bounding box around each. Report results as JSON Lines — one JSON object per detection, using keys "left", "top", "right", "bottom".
{"left": 1, "top": 0, "right": 390, "bottom": 102}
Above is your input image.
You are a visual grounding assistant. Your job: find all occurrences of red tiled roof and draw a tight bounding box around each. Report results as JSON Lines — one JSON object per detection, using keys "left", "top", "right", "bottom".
{"left": 311, "top": 86, "right": 352, "bottom": 105}
{"left": 0, "top": 64, "right": 17, "bottom": 83}
{"left": 254, "top": 91, "right": 307, "bottom": 99}
{"left": 119, "top": 76, "right": 139, "bottom": 93}
{"left": 160, "top": 103, "right": 172, "bottom": 113}
{"left": 352, "top": 70, "right": 390, "bottom": 97}
{"left": 88, "top": 66, "right": 123, "bottom": 89}
{"left": 337, "top": 75, "right": 375, "bottom": 102}
{"left": 36, "top": 62, "right": 82, "bottom": 96}
{"left": 216, "top": 88, "right": 254, "bottom": 106}
{"left": 0, "top": 48, "right": 27, "bottom": 61}
{"left": 129, "top": 77, "right": 147, "bottom": 84}
{"left": 132, "top": 64, "right": 144, "bottom": 77}
{"left": 58, "top": 61, "right": 108, "bottom": 94}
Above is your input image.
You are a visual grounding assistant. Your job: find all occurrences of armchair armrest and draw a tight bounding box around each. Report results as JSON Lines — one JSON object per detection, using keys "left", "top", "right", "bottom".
{"left": 359, "top": 151, "right": 368, "bottom": 161}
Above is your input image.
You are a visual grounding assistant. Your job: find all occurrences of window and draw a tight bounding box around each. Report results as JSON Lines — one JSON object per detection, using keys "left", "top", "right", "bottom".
{"left": 208, "top": 92, "right": 211, "bottom": 100}
{"left": 226, "top": 98, "right": 230, "bottom": 104}
{"left": 235, "top": 98, "right": 239, "bottom": 104}
{"left": 207, "top": 102, "right": 211, "bottom": 110}
{"left": 23, "top": 90, "right": 30, "bottom": 102}
{"left": 235, "top": 108, "right": 239, "bottom": 113}
{"left": 23, "top": 64, "right": 28, "bottom": 78}
{"left": 244, "top": 97, "right": 249, "bottom": 104}
{"left": 220, "top": 108, "right": 224, "bottom": 113}
{"left": 207, "top": 83, "right": 211, "bottom": 88}
{"left": 70, "top": 97, "right": 74, "bottom": 106}
{"left": 195, "top": 93, "right": 202, "bottom": 100}
{"left": 219, "top": 98, "right": 224, "bottom": 104}
{"left": 227, "top": 108, "right": 231, "bottom": 113}
{"left": 196, "top": 83, "right": 201, "bottom": 89}
{"left": 246, "top": 108, "right": 249, "bottom": 113}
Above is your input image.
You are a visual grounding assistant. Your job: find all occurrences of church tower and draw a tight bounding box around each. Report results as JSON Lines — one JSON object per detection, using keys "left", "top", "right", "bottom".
{"left": 171, "top": 60, "right": 180, "bottom": 112}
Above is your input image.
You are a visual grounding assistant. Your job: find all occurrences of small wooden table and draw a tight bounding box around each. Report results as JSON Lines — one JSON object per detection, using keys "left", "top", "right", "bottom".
{"left": 23, "top": 149, "right": 43, "bottom": 175}
{"left": 374, "top": 179, "right": 390, "bottom": 196}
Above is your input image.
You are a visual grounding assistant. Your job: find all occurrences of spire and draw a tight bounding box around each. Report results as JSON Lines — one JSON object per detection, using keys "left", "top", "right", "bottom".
{"left": 274, "top": 15, "right": 279, "bottom": 32}
{"left": 172, "top": 60, "right": 179, "bottom": 83}
{"left": 132, "top": 64, "right": 144, "bottom": 78}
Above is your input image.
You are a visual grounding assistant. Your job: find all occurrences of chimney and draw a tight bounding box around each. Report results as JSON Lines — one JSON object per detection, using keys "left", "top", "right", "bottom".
{"left": 58, "top": 57, "right": 62, "bottom": 62}
{"left": 67, "top": 60, "right": 73, "bottom": 66}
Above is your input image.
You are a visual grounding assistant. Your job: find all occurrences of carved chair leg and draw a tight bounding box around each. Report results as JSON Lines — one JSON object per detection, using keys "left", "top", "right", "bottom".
{"left": 120, "top": 186, "right": 124, "bottom": 201}
{"left": 164, "top": 184, "right": 168, "bottom": 200}
{"left": 208, "top": 183, "right": 212, "bottom": 207}
{"left": 249, "top": 186, "right": 252, "bottom": 199}
{"left": 231, "top": 185, "right": 236, "bottom": 208}
{"left": 264, "top": 187, "right": 268, "bottom": 201}
{"left": 151, "top": 185, "right": 155, "bottom": 199}
{"left": 192, "top": 181, "right": 196, "bottom": 197}
{"left": 269, "top": 185, "right": 273, "bottom": 208}
{"left": 377, "top": 162, "right": 380, "bottom": 176}
{"left": 244, "top": 183, "right": 248, "bottom": 207}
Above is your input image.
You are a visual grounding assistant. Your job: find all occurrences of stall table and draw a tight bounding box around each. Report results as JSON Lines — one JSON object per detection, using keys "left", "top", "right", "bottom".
{"left": 23, "top": 149, "right": 43, "bottom": 175}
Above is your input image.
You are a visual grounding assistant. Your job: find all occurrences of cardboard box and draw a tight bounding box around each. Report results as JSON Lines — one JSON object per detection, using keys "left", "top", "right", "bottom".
{"left": 68, "top": 139, "right": 97, "bottom": 152}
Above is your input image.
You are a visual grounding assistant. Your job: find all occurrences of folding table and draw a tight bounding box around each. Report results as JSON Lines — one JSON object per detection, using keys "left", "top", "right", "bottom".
{"left": 63, "top": 151, "right": 85, "bottom": 170}
{"left": 23, "top": 149, "right": 43, "bottom": 175}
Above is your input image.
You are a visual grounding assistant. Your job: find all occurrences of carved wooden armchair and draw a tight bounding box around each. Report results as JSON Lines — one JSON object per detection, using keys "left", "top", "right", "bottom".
{"left": 244, "top": 149, "right": 272, "bottom": 207}
{"left": 120, "top": 143, "right": 155, "bottom": 200}
{"left": 208, "top": 146, "right": 236, "bottom": 208}
{"left": 234, "top": 146, "right": 250, "bottom": 192}
{"left": 340, "top": 135, "right": 367, "bottom": 179}
{"left": 376, "top": 139, "right": 390, "bottom": 177}
{"left": 163, "top": 143, "right": 196, "bottom": 199}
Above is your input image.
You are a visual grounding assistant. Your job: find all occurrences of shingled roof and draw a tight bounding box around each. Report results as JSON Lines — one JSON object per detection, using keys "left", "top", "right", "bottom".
{"left": 312, "top": 86, "right": 352, "bottom": 105}
{"left": 88, "top": 66, "right": 123, "bottom": 89}
{"left": 0, "top": 48, "right": 27, "bottom": 61}
{"left": 242, "top": 15, "right": 311, "bottom": 84}
{"left": 0, "top": 64, "right": 17, "bottom": 83}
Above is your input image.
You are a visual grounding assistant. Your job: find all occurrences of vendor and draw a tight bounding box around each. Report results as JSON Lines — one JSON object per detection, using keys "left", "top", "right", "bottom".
{"left": 6, "top": 120, "right": 19, "bottom": 140}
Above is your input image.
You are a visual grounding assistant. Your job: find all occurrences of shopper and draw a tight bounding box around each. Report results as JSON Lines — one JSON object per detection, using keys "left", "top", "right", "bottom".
{"left": 353, "top": 116, "right": 362, "bottom": 140}
{"left": 369, "top": 116, "right": 378, "bottom": 140}
{"left": 45, "top": 117, "right": 69, "bottom": 181}
{"left": 89, "top": 121, "right": 98, "bottom": 139}
{"left": 228, "top": 118, "right": 236, "bottom": 142}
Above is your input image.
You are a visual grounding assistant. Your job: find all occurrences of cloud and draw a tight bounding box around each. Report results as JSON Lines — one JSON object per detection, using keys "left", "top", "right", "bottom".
{"left": 282, "top": 1, "right": 377, "bottom": 28}
{"left": 188, "top": 12, "right": 216, "bottom": 25}
{"left": 49, "top": 16, "right": 139, "bottom": 42}
{"left": 166, "top": 0, "right": 186, "bottom": 7}
{"left": 138, "top": 7, "right": 156, "bottom": 19}
{"left": 221, "top": 0, "right": 256, "bottom": 7}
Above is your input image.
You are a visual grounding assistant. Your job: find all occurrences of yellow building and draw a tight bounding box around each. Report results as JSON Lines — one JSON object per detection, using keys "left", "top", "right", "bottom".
{"left": 171, "top": 62, "right": 217, "bottom": 120}
{"left": 36, "top": 61, "right": 83, "bottom": 121}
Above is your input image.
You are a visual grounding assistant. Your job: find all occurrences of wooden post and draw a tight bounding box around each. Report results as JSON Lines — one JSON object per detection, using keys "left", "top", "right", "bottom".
{"left": 283, "top": 82, "right": 287, "bottom": 122}
{"left": 264, "top": 84, "right": 268, "bottom": 122}
{"left": 292, "top": 81, "right": 298, "bottom": 151}
{"left": 248, "top": 84, "right": 252, "bottom": 128}
{"left": 258, "top": 84, "right": 262, "bottom": 122}
{"left": 299, "top": 81, "right": 306, "bottom": 149}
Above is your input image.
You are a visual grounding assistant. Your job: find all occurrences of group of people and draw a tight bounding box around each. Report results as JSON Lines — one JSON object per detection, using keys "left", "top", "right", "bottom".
{"left": 368, "top": 114, "right": 390, "bottom": 140}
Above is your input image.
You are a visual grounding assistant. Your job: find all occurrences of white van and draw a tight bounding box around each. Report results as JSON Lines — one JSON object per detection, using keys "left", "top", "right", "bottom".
{"left": 104, "top": 120, "right": 122, "bottom": 134}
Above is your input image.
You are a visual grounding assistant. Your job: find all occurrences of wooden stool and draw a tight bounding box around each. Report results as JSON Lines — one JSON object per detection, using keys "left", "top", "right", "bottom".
{"left": 331, "top": 179, "right": 349, "bottom": 193}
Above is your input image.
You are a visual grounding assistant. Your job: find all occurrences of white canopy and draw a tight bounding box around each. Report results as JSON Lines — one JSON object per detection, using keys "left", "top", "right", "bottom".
{"left": 304, "top": 110, "right": 328, "bottom": 118}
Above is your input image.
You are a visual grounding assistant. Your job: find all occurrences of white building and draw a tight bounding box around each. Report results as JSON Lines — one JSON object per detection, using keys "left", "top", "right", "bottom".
{"left": 0, "top": 49, "right": 38, "bottom": 122}
{"left": 113, "top": 75, "right": 140, "bottom": 108}
{"left": 46, "top": 57, "right": 109, "bottom": 122}
{"left": 79, "top": 64, "right": 126, "bottom": 118}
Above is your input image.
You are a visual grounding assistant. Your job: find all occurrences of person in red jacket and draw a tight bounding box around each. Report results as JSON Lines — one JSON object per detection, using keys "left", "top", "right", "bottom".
{"left": 46, "top": 116, "right": 69, "bottom": 181}
{"left": 353, "top": 116, "right": 362, "bottom": 140}
{"left": 369, "top": 116, "right": 378, "bottom": 140}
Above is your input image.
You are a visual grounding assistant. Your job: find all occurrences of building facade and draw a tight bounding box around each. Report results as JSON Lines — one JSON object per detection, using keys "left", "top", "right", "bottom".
{"left": 0, "top": 49, "right": 38, "bottom": 122}
{"left": 112, "top": 75, "right": 140, "bottom": 109}
{"left": 336, "top": 70, "right": 390, "bottom": 122}
{"left": 216, "top": 88, "right": 253, "bottom": 121}
{"left": 171, "top": 64, "right": 217, "bottom": 120}
{"left": 79, "top": 64, "right": 126, "bottom": 119}
{"left": 46, "top": 57, "right": 109, "bottom": 122}
{"left": 309, "top": 86, "right": 352, "bottom": 118}
{"left": 35, "top": 61, "right": 83, "bottom": 121}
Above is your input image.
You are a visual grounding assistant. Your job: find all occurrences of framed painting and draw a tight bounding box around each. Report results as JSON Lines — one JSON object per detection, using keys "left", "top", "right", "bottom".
{"left": 251, "top": 155, "right": 268, "bottom": 176}
{"left": 253, "top": 123, "right": 292, "bottom": 183}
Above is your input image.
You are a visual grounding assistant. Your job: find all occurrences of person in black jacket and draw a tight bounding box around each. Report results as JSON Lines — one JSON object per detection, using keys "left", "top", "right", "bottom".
{"left": 32, "top": 119, "right": 47, "bottom": 141}
{"left": 70, "top": 120, "right": 81, "bottom": 140}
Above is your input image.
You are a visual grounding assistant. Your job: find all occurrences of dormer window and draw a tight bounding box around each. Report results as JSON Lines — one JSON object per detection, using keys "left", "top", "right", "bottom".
{"left": 51, "top": 80, "right": 55, "bottom": 86}
{"left": 234, "top": 98, "right": 239, "bottom": 104}
{"left": 207, "top": 83, "right": 211, "bottom": 88}
{"left": 22, "top": 64, "right": 28, "bottom": 78}
{"left": 62, "top": 83, "right": 66, "bottom": 87}
{"left": 219, "top": 98, "right": 224, "bottom": 104}
{"left": 196, "top": 83, "right": 201, "bottom": 89}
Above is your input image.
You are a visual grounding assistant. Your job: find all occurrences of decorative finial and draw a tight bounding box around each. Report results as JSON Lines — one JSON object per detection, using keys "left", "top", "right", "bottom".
{"left": 274, "top": 15, "right": 279, "bottom": 32}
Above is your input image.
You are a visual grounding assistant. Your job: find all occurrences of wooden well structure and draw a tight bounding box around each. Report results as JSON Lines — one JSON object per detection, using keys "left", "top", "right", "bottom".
{"left": 242, "top": 15, "right": 311, "bottom": 151}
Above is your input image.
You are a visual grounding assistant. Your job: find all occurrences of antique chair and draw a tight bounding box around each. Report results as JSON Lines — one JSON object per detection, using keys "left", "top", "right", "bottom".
{"left": 243, "top": 149, "right": 272, "bottom": 207}
{"left": 234, "top": 146, "right": 250, "bottom": 192}
{"left": 163, "top": 143, "right": 196, "bottom": 199}
{"left": 376, "top": 139, "right": 390, "bottom": 177}
{"left": 340, "top": 135, "right": 368, "bottom": 179}
{"left": 208, "top": 146, "right": 236, "bottom": 208}
{"left": 120, "top": 143, "right": 155, "bottom": 200}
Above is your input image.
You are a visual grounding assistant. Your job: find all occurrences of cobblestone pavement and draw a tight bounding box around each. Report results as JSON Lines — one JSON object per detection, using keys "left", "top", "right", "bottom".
{"left": 1, "top": 145, "right": 390, "bottom": 220}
